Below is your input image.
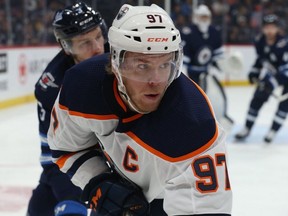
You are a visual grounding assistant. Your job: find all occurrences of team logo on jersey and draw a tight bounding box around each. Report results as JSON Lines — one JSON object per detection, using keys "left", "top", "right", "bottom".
{"left": 39, "top": 72, "right": 59, "bottom": 90}
{"left": 197, "top": 47, "right": 212, "bottom": 65}
{"left": 117, "top": 6, "right": 129, "bottom": 20}
{"left": 181, "top": 26, "right": 191, "bottom": 35}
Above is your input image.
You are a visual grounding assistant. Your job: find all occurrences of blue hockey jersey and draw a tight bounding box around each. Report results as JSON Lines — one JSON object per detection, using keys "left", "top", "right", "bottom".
{"left": 34, "top": 50, "right": 74, "bottom": 166}
{"left": 253, "top": 34, "right": 286, "bottom": 71}
{"left": 47, "top": 54, "right": 232, "bottom": 215}
{"left": 181, "top": 24, "right": 224, "bottom": 74}
{"left": 252, "top": 34, "right": 288, "bottom": 84}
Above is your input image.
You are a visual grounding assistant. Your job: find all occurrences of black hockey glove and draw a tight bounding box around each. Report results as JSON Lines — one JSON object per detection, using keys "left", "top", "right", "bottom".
{"left": 81, "top": 172, "right": 150, "bottom": 216}
{"left": 259, "top": 73, "right": 278, "bottom": 93}
{"left": 248, "top": 68, "right": 260, "bottom": 84}
{"left": 275, "top": 72, "right": 288, "bottom": 86}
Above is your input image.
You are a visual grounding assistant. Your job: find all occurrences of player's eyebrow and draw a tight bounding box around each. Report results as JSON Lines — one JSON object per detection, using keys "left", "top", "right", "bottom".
{"left": 136, "top": 54, "right": 173, "bottom": 63}
{"left": 73, "top": 28, "right": 101, "bottom": 42}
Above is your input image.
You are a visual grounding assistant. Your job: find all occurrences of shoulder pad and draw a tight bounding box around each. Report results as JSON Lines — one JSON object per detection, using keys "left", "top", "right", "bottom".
{"left": 276, "top": 38, "right": 288, "bottom": 48}
{"left": 182, "top": 26, "right": 191, "bottom": 35}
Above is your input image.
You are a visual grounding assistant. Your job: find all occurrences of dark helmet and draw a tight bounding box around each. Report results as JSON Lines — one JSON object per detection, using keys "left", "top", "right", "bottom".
{"left": 53, "top": 2, "right": 107, "bottom": 41}
{"left": 262, "top": 14, "right": 279, "bottom": 26}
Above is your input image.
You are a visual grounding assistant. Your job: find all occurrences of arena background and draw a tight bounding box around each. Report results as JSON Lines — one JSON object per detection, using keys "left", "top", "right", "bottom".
{"left": 1, "top": 0, "right": 287, "bottom": 108}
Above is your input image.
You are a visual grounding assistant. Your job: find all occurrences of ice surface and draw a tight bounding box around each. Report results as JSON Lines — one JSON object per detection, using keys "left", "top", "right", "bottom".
{"left": 0, "top": 86, "right": 287, "bottom": 216}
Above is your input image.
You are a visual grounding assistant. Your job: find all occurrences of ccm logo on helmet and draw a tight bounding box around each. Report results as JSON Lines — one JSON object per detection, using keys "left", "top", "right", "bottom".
{"left": 79, "top": 17, "right": 93, "bottom": 26}
{"left": 147, "top": 37, "right": 168, "bottom": 42}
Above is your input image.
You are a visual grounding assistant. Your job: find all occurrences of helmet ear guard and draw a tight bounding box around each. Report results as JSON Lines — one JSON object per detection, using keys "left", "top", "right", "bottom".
{"left": 59, "top": 39, "right": 72, "bottom": 54}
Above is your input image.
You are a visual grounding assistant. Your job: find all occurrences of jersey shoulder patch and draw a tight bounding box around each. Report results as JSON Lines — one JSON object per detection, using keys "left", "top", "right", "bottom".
{"left": 181, "top": 26, "right": 192, "bottom": 35}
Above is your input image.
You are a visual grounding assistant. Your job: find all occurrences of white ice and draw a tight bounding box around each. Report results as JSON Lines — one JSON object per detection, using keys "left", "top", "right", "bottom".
{"left": 0, "top": 86, "right": 287, "bottom": 216}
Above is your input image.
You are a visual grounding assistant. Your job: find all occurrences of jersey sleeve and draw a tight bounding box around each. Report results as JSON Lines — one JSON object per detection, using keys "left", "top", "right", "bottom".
{"left": 37, "top": 101, "right": 54, "bottom": 167}
{"left": 252, "top": 36, "right": 263, "bottom": 71}
{"left": 34, "top": 51, "right": 74, "bottom": 167}
{"left": 163, "top": 125, "right": 232, "bottom": 215}
{"left": 277, "top": 39, "right": 288, "bottom": 83}
{"left": 212, "top": 28, "right": 225, "bottom": 63}
{"left": 47, "top": 92, "right": 109, "bottom": 189}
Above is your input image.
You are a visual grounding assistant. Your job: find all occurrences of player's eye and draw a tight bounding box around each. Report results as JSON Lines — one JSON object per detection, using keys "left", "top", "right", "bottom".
{"left": 159, "top": 62, "right": 170, "bottom": 69}
{"left": 137, "top": 64, "right": 149, "bottom": 70}
{"left": 95, "top": 33, "right": 103, "bottom": 41}
{"left": 78, "top": 40, "right": 90, "bottom": 48}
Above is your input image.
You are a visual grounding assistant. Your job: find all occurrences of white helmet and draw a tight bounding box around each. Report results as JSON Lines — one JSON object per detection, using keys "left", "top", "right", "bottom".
{"left": 109, "top": 4, "right": 181, "bottom": 54}
{"left": 108, "top": 4, "right": 183, "bottom": 113}
{"left": 195, "top": 4, "right": 211, "bottom": 17}
{"left": 194, "top": 4, "right": 211, "bottom": 33}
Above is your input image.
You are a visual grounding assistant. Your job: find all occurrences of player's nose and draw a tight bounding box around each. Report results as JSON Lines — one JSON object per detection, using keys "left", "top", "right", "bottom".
{"left": 147, "top": 69, "right": 162, "bottom": 85}
{"left": 91, "top": 39, "right": 103, "bottom": 54}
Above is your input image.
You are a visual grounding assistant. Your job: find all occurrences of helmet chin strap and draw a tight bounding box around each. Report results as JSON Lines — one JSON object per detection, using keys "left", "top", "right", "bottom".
{"left": 115, "top": 74, "right": 150, "bottom": 114}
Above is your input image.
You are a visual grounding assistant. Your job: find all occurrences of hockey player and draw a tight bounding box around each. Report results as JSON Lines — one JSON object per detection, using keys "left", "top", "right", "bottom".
{"left": 48, "top": 4, "right": 232, "bottom": 215}
{"left": 181, "top": 4, "right": 233, "bottom": 132}
{"left": 235, "top": 14, "right": 288, "bottom": 143}
{"left": 27, "top": 2, "right": 107, "bottom": 216}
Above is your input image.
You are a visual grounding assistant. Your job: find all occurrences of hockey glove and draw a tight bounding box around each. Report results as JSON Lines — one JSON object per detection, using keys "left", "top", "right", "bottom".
{"left": 275, "top": 72, "right": 288, "bottom": 86}
{"left": 54, "top": 200, "right": 87, "bottom": 216}
{"left": 248, "top": 68, "right": 260, "bottom": 84}
{"left": 259, "top": 73, "right": 278, "bottom": 93}
{"left": 81, "top": 172, "right": 150, "bottom": 216}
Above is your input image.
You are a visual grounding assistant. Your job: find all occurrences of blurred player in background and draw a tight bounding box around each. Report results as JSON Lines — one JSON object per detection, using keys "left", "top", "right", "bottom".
{"left": 48, "top": 4, "right": 232, "bottom": 215}
{"left": 235, "top": 14, "right": 288, "bottom": 143}
{"left": 181, "top": 4, "right": 234, "bottom": 132}
{"left": 27, "top": 2, "right": 107, "bottom": 216}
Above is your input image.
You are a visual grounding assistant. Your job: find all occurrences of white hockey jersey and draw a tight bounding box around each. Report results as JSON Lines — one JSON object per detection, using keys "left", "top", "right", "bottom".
{"left": 48, "top": 54, "right": 232, "bottom": 215}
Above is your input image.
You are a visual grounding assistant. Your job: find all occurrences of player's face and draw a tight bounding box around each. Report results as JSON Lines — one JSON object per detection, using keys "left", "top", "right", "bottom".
{"left": 263, "top": 24, "right": 278, "bottom": 39}
{"left": 119, "top": 52, "right": 174, "bottom": 113}
{"left": 197, "top": 15, "right": 211, "bottom": 24}
{"left": 195, "top": 15, "right": 211, "bottom": 33}
{"left": 70, "top": 27, "right": 105, "bottom": 63}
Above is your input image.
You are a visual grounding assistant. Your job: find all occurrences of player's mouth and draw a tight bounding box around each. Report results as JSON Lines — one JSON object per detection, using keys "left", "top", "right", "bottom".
{"left": 144, "top": 93, "right": 160, "bottom": 100}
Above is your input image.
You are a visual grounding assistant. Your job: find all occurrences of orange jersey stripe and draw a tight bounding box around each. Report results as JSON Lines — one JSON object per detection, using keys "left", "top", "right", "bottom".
{"left": 56, "top": 152, "right": 77, "bottom": 169}
{"left": 122, "top": 114, "right": 143, "bottom": 123}
{"left": 113, "top": 78, "right": 127, "bottom": 112}
{"left": 126, "top": 126, "right": 218, "bottom": 163}
{"left": 59, "top": 104, "right": 118, "bottom": 120}
{"left": 188, "top": 78, "right": 215, "bottom": 118}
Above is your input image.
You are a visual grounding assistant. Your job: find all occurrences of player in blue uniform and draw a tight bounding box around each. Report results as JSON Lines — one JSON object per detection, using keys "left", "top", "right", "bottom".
{"left": 181, "top": 4, "right": 233, "bottom": 132}
{"left": 48, "top": 4, "right": 232, "bottom": 215}
{"left": 27, "top": 2, "right": 107, "bottom": 216}
{"left": 235, "top": 14, "right": 288, "bottom": 143}
{"left": 181, "top": 4, "right": 223, "bottom": 84}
